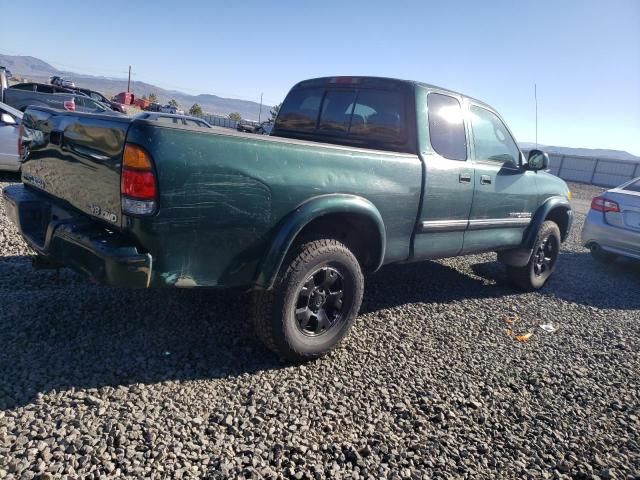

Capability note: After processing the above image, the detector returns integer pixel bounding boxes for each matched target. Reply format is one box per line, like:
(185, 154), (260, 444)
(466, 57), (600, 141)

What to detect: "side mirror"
(527, 149), (549, 171)
(0, 113), (16, 125)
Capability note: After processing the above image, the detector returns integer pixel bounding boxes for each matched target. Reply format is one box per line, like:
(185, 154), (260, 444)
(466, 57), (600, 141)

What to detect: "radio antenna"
(534, 83), (538, 148)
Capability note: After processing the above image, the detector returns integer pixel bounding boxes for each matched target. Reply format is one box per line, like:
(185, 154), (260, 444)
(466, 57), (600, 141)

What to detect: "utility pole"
(534, 83), (538, 148)
(127, 65), (132, 93)
(258, 92), (263, 123)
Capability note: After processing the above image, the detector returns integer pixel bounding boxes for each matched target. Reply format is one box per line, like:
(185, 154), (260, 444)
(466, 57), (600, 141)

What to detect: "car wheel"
(507, 220), (561, 291)
(252, 238), (364, 362)
(590, 244), (617, 263)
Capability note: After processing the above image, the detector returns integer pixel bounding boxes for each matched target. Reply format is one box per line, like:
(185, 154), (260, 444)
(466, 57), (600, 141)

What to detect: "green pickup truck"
(3, 76), (573, 361)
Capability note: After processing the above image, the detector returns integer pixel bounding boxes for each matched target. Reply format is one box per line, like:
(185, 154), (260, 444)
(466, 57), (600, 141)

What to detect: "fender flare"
(499, 196), (573, 267)
(523, 196), (573, 249)
(255, 194), (386, 289)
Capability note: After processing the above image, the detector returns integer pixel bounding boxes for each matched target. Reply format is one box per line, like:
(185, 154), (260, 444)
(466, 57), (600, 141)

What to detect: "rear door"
(413, 90), (474, 259)
(462, 103), (538, 254)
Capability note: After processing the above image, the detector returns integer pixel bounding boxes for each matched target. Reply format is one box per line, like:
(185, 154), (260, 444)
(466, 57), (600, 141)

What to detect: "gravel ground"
(0, 175), (638, 479)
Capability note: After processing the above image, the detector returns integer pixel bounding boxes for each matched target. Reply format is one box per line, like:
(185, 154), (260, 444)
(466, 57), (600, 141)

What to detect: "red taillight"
(121, 169), (156, 199)
(121, 143), (157, 215)
(590, 196), (619, 213)
(63, 99), (75, 111)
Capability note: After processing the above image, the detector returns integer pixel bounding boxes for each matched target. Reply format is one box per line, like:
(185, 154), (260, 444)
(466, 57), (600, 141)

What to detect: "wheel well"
(295, 213), (383, 272)
(545, 207), (570, 241)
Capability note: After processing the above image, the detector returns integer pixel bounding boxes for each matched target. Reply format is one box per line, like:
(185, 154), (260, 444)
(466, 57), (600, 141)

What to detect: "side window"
(427, 93), (467, 161)
(275, 87), (323, 131)
(470, 105), (520, 165)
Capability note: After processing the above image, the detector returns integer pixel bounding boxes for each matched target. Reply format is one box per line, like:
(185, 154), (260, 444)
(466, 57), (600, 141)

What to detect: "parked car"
(159, 105), (184, 115)
(237, 121), (272, 134)
(0, 101), (22, 172)
(73, 87), (126, 113)
(5, 76), (573, 362)
(50, 76), (76, 88)
(582, 177), (640, 263)
(145, 102), (162, 112)
(1, 68), (119, 116)
(236, 121), (258, 133)
(134, 112), (212, 128)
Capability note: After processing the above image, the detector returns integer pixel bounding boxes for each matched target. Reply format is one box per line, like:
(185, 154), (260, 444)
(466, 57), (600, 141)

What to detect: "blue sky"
(2, 0), (639, 155)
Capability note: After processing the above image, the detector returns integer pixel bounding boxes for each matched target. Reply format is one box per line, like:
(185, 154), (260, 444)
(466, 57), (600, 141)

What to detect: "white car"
(0, 101), (22, 172)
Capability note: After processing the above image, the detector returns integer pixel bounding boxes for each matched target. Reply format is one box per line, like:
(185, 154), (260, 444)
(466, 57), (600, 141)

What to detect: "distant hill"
(519, 143), (639, 162)
(0, 53), (272, 120)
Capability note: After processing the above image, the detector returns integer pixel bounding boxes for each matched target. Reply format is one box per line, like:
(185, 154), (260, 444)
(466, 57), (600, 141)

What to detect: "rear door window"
(427, 93), (467, 161)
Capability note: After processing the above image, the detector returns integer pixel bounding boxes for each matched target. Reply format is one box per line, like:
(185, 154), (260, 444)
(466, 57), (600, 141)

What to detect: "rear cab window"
(272, 78), (414, 153)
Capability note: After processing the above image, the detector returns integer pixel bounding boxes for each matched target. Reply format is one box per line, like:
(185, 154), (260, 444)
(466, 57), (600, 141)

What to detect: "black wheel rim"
(533, 234), (559, 277)
(294, 266), (346, 337)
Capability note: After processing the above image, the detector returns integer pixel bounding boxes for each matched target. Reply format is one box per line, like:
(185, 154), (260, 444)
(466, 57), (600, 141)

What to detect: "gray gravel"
(1, 174), (639, 479)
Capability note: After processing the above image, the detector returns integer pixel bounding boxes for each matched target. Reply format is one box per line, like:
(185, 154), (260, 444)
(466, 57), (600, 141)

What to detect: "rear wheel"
(590, 244), (617, 263)
(507, 220), (561, 291)
(252, 238), (364, 362)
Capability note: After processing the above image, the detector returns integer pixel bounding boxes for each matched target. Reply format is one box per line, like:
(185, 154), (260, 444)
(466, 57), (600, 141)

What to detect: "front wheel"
(252, 238), (364, 362)
(507, 220), (561, 291)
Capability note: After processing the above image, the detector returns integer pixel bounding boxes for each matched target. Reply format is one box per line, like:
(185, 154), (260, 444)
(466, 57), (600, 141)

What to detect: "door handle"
(480, 175), (492, 185)
(459, 172), (472, 183)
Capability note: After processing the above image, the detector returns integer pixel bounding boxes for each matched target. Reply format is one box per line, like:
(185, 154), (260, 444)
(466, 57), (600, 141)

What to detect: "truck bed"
(16, 107), (423, 288)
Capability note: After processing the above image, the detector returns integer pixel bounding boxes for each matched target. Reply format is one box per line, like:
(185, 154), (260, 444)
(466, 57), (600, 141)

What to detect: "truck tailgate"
(20, 107), (131, 229)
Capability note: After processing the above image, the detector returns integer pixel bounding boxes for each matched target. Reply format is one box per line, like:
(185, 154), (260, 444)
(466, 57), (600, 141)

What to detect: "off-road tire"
(252, 238), (364, 362)
(507, 220), (561, 291)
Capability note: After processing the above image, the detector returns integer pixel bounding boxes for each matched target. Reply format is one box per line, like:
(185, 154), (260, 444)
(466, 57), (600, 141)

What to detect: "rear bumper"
(3, 184), (151, 287)
(582, 210), (640, 260)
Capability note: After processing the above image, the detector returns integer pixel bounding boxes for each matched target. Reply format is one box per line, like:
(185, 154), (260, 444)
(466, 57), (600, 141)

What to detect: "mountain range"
(0, 53), (273, 121)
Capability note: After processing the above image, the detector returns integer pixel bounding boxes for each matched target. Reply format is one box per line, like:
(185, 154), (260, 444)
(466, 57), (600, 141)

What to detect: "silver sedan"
(0, 101), (22, 172)
(582, 177), (640, 262)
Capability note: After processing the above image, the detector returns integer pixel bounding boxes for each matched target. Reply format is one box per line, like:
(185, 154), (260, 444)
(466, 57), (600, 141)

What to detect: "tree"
(270, 103), (282, 121)
(141, 94), (148, 101)
(189, 103), (203, 116)
(168, 99), (179, 108)
(228, 112), (242, 122)
(148, 93), (158, 103)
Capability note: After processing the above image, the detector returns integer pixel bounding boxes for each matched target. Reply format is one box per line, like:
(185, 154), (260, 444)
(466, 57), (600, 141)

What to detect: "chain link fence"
(523, 151), (640, 188)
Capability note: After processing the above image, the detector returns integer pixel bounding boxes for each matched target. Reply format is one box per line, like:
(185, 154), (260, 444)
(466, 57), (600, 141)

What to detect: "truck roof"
(294, 76), (494, 111)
